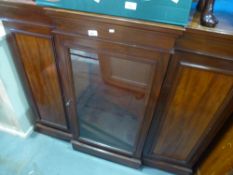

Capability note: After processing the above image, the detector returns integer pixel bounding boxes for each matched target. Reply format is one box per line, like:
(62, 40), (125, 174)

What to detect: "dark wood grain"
(35, 123), (72, 141)
(143, 51), (233, 174)
(153, 63), (233, 161)
(46, 7), (184, 35)
(45, 11), (180, 52)
(0, 0), (52, 27)
(14, 33), (68, 130)
(1, 1), (233, 175)
(176, 29), (233, 61)
(72, 140), (141, 168)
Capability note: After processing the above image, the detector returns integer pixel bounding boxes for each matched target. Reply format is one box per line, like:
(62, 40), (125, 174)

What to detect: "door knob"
(66, 99), (72, 107)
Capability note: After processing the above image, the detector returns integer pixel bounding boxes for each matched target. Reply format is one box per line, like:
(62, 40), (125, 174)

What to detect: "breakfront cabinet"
(1, 1), (233, 175)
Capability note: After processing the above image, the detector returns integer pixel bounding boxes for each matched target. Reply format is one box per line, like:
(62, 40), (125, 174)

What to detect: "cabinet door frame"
(143, 51), (233, 174)
(4, 24), (71, 140)
(54, 32), (170, 167)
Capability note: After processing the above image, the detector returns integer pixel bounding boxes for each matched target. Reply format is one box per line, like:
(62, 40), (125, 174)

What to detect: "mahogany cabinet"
(0, 1), (233, 175)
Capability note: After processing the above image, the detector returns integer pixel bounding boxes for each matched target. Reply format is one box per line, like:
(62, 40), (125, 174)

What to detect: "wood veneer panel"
(143, 52), (233, 174)
(15, 33), (67, 130)
(154, 67), (233, 160)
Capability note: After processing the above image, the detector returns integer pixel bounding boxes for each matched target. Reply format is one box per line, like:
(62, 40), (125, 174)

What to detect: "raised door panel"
(14, 33), (68, 130)
(144, 52), (233, 174)
(154, 66), (233, 160)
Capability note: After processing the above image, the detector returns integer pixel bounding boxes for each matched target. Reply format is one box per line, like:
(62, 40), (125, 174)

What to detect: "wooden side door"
(10, 30), (70, 138)
(0, 1), (71, 140)
(143, 51), (233, 174)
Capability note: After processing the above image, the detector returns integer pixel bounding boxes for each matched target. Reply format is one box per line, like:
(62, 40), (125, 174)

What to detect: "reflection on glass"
(70, 48), (153, 152)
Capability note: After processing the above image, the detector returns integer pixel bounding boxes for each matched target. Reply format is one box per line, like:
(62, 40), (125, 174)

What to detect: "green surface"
(36, 0), (193, 26)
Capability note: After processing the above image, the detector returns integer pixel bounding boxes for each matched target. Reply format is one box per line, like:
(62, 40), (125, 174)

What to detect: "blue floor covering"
(0, 131), (173, 175)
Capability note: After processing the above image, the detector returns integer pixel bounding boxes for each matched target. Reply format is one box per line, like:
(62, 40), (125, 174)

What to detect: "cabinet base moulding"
(143, 158), (193, 175)
(35, 123), (72, 141)
(71, 140), (141, 168)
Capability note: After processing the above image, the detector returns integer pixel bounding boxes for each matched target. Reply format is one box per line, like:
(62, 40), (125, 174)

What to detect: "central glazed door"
(54, 33), (169, 167)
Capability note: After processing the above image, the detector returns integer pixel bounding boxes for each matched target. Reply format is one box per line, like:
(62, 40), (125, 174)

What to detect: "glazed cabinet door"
(12, 32), (69, 134)
(55, 34), (169, 167)
(143, 51), (233, 174)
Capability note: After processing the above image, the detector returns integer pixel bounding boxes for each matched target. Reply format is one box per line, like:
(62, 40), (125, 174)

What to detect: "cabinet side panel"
(15, 33), (67, 130)
(153, 64), (233, 161)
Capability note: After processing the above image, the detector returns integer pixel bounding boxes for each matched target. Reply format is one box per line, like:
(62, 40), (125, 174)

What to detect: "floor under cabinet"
(0, 131), (173, 175)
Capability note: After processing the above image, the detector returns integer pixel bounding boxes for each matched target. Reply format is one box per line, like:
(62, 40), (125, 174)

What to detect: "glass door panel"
(70, 48), (154, 153)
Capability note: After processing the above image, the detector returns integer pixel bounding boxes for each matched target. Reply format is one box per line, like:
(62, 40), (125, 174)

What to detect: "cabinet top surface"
(188, 1), (233, 37)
